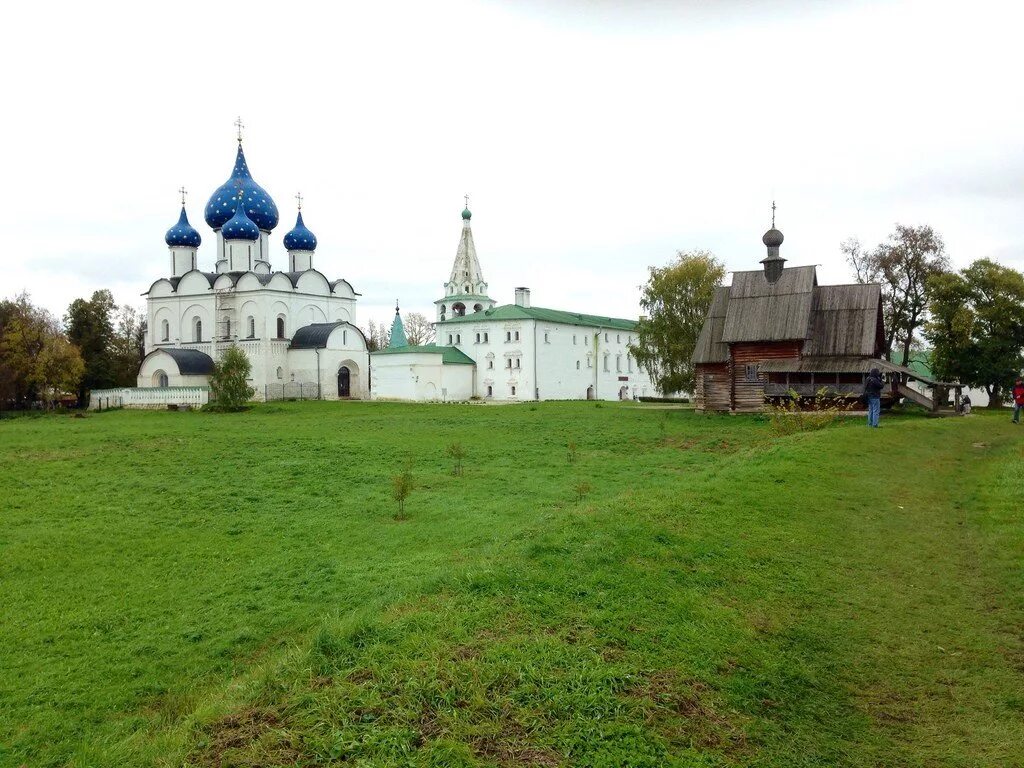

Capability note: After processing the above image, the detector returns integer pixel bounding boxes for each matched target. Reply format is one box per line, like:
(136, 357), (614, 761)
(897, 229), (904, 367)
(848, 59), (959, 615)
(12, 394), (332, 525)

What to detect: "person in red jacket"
(1013, 377), (1024, 424)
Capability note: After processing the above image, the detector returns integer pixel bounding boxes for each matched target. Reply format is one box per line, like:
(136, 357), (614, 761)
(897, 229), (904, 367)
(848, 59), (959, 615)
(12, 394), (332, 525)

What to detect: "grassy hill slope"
(0, 403), (1021, 767)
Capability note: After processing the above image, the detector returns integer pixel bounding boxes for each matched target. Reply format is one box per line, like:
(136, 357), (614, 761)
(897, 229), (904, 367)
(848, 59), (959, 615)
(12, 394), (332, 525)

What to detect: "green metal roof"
(371, 344), (475, 365)
(437, 303), (638, 331)
(890, 349), (933, 378)
(434, 294), (494, 304)
(388, 312), (408, 348)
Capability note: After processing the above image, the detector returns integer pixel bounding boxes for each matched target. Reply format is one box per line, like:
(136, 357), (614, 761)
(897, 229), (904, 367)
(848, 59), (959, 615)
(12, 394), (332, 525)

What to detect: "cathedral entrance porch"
(338, 366), (351, 397)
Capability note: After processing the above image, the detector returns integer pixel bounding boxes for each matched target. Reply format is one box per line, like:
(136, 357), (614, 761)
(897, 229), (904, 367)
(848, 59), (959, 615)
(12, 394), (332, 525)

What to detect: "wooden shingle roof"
(803, 284), (882, 357)
(692, 286), (731, 364)
(720, 266), (817, 343)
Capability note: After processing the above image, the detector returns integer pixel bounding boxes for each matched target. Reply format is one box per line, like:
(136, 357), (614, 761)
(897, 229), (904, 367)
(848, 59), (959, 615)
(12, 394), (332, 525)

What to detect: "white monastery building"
(123, 125), (654, 407)
(137, 126), (369, 402)
(369, 205), (655, 402)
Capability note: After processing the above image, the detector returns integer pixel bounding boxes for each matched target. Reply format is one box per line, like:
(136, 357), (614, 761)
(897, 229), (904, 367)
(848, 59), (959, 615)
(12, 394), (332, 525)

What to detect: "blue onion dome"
(462, 207), (472, 220)
(283, 211), (317, 251)
(221, 197), (260, 241)
(204, 144), (279, 231)
(165, 206), (202, 247)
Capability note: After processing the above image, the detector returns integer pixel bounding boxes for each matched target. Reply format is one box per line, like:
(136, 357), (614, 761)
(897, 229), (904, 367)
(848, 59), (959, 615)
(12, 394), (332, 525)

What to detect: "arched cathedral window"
(160, 319), (169, 342)
(276, 316), (286, 339)
(193, 318), (202, 342)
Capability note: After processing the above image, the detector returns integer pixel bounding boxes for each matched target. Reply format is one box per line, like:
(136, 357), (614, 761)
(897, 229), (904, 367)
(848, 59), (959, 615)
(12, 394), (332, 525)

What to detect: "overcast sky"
(2, 0), (1021, 328)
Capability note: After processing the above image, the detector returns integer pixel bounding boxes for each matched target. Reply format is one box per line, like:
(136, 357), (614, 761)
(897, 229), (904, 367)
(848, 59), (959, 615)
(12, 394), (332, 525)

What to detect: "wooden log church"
(692, 218), (888, 412)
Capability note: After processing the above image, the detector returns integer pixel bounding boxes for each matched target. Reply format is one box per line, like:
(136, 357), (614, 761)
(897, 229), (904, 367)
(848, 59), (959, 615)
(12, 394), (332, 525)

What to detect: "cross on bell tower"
(234, 116), (245, 143)
(178, 186), (188, 206)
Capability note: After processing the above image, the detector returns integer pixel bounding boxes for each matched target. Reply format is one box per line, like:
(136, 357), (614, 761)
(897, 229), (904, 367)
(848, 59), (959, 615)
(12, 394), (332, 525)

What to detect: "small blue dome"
(204, 144), (279, 231)
(221, 197), (260, 241)
(462, 207), (472, 220)
(165, 206), (202, 248)
(282, 211), (317, 251)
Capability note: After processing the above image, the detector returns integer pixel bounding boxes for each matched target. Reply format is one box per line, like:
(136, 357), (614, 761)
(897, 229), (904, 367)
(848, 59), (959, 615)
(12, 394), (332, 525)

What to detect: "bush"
(639, 396), (690, 404)
(392, 467), (415, 520)
(208, 345), (256, 411)
(765, 388), (851, 435)
(446, 442), (466, 476)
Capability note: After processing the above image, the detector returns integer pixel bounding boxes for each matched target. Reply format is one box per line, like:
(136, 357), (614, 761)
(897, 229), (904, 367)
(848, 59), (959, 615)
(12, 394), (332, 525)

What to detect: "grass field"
(1, 402), (1021, 767)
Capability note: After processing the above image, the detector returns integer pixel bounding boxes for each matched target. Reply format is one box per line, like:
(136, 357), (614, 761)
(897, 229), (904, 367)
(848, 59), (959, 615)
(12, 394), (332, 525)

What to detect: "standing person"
(961, 393), (972, 415)
(1013, 377), (1024, 424)
(865, 367), (884, 427)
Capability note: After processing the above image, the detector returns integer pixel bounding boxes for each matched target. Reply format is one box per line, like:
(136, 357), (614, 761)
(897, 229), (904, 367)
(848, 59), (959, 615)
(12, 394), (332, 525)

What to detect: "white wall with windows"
(434, 317), (654, 401)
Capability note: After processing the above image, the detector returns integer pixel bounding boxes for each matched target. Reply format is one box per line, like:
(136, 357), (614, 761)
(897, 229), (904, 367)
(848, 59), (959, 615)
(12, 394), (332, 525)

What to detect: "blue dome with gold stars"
(221, 197), (260, 241)
(282, 211), (317, 251)
(204, 144), (279, 231)
(165, 206), (202, 248)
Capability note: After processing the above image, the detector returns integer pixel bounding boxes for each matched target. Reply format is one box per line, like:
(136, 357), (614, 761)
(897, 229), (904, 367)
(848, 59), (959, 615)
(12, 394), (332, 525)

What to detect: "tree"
(362, 319), (391, 352)
(0, 292), (84, 408)
(208, 345), (255, 410)
(843, 225), (950, 363)
(926, 259), (1024, 406)
(66, 289), (117, 402)
(632, 249), (725, 395)
(404, 312), (435, 346)
(110, 305), (145, 386)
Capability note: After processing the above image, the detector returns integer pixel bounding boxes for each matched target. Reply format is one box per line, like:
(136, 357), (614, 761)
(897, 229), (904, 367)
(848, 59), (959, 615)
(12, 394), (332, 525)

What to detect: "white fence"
(88, 387), (209, 411)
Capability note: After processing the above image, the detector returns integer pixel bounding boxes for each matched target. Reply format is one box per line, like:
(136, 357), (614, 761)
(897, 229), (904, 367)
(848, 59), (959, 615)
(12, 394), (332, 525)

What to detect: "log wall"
(695, 363), (730, 412)
(729, 342), (803, 412)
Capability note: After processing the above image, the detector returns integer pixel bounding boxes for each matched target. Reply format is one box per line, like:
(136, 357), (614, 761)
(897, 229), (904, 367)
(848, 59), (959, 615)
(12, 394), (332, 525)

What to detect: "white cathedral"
(133, 128), (654, 405)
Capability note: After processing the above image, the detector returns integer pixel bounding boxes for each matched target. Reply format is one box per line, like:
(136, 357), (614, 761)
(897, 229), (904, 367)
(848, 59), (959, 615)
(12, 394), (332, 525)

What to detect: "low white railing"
(88, 387), (209, 410)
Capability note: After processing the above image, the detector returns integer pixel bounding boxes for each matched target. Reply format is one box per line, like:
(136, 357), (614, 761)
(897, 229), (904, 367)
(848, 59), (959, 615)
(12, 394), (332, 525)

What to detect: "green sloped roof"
(890, 349), (933, 378)
(371, 344), (475, 365)
(437, 303), (638, 331)
(434, 293), (495, 304)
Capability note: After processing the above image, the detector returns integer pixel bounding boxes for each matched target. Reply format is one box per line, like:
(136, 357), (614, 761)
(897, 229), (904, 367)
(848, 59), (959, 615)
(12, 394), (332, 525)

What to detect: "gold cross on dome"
(234, 116), (245, 143)
(295, 191), (303, 211)
(178, 186), (187, 206)
(464, 193), (470, 209)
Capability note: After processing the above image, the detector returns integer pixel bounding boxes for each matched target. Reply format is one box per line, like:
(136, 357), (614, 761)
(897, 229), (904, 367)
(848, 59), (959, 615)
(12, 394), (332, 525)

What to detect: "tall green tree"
(926, 259), (1024, 406)
(209, 345), (255, 410)
(110, 305), (145, 386)
(0, 292), (84, 408)
(632, 249), (725, 395)
(842, 225), (950, 363)
(65, 289), (117, 401)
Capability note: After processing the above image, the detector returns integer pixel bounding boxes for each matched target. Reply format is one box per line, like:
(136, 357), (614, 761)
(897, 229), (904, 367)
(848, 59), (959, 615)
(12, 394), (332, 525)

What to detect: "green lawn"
(0, 402), (1021, 767)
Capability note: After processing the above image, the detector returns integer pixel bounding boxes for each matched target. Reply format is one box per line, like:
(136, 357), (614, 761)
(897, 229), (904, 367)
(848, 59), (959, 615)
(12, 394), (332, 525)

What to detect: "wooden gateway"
(692, 223), (888, 412)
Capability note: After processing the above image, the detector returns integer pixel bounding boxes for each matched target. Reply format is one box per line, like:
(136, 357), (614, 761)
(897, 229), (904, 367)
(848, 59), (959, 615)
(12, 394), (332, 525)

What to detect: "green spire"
(389, 302), (408, 348)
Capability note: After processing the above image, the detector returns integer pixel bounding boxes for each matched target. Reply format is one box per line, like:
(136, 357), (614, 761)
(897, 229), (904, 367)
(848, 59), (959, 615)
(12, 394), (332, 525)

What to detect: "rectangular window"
(511, 386), (516, 396)
(515, 358), (520, 368)
(576, 360), (580, 370)
(506, 331), (511, 342)
(484, 332), (489, 342)
(587, 357), (592, 369)
(573, 335), (577, 345)
(544, 332), (550, 343)
(627, 356), (633, 373)
(745, 364), (759, 382)
(507, 358), (512, 368)
(603, 355), (609, 372)
(488, 360), (494, 369)
(456, 334), (461, 344)
(605, 333), (609, 342)
(616, 355), (622, 372)
(476, 333), (480, 343)
(448, 334), (453, 344)
(617, 334), (621, 344)
(343, 330), (348, 345)
(514, 331), (520, 341)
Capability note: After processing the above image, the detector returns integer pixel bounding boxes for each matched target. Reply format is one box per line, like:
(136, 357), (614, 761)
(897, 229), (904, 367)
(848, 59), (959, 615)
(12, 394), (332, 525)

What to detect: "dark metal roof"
(289, 322), (346, 350)
(154, 348), (215, 375)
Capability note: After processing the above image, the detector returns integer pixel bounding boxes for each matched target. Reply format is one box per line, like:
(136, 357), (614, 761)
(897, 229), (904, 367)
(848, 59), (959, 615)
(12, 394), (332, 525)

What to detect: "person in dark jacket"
(865, 367), (884, 427)
(1012, 377), (1024, 424)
